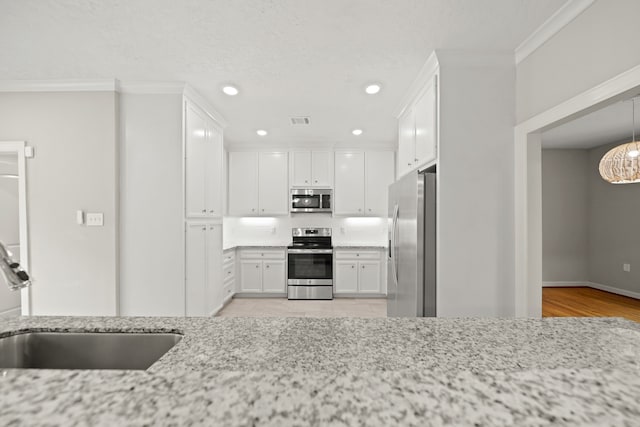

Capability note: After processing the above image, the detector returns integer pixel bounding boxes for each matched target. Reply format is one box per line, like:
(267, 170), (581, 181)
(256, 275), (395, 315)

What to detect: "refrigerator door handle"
(390, 203), (399, 287)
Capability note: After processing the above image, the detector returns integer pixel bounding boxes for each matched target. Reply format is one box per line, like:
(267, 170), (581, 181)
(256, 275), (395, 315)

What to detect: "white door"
(258, 152), (288, 215)
(206, 224), (223, 314)
(358, 261), (381, 293)
(185, 104), (207, 217)
(291, 151), (311, 187)
(204, 123), (223, 217)
(365, 151), (394, 216)
(334, 152), (365, 215)
(311, 151), (332, 187)
(228, 151), (259, 215)
(240, 260), (262, 292)
(414, 80), (437, 165)
(262, 260), (286, 292)
(185, 223), (207, 316)
(397, 107), (416, 178)
(335, 261), (359, 293)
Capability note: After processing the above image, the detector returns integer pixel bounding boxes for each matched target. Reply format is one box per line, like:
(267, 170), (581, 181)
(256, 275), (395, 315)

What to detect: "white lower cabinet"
(222, 249), (236, 302)
(186, 223), (223, 316)
(334, 250), (383, 294)
(239, 249), (286, 293)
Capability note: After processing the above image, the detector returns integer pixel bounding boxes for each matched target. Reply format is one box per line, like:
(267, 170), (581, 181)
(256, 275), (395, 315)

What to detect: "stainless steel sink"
(0, 332), (182, 370)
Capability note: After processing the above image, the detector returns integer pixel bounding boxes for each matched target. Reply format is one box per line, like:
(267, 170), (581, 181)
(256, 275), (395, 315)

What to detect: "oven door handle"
(287, 249), (333, 254)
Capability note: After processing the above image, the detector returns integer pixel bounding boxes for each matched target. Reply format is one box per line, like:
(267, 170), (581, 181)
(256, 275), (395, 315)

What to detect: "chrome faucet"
(0, 241), (31, 290)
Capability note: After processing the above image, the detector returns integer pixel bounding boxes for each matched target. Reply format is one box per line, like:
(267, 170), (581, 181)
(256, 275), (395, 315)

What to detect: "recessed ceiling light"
(222, 85), (239, 96)
(365, 84), (381, 95)
(256, 129), (268, 136)
(352, 129), (363, 136)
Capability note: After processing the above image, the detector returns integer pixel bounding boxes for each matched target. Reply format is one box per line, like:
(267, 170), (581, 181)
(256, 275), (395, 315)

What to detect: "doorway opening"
(515, 66), (640, 318)
(0, 141), (30, 316)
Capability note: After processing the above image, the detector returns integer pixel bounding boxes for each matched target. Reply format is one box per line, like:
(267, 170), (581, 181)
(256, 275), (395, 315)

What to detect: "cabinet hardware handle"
(356, 254), (359, 257)
(202, 209), (206, 213)
(407, 163), (412, 166)
(305, 180), (308, 183)
(256, 265), (259, 268)
(351, 265), (355, 269)
(314, 180), (318, 183)
(368, 208), (372, 211)
(209, 210), (214, 213)
(261, 209), (264, 212)
(362, 265), (365, 269)
(414, 158), (419, 162)
(266, 265), (270, 269)
(201, 227), (206, 231)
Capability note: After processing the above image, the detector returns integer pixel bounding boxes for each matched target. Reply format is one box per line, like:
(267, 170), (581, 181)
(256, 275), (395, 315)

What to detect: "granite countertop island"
(2, 316), (640, 426)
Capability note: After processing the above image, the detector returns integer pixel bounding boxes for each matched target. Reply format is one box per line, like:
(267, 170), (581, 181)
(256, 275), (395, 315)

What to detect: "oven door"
(287, 250), (333, 285)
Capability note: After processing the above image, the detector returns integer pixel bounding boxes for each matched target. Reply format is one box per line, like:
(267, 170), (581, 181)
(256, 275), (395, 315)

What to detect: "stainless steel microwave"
(290, 189), (332, 213)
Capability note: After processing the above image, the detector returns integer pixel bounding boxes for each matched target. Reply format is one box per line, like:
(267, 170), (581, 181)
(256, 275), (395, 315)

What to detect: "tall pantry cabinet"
(184, 98), (225, 316)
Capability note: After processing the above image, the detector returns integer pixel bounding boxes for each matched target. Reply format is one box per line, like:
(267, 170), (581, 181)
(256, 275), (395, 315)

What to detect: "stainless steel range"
(287, 228), (333, 300)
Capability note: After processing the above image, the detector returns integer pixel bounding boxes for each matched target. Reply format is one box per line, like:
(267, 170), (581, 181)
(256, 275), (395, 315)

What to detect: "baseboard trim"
(234, 293), (287, 298)
(334, 294), (387, 298)
(542, 281), (589, 287)
(586, 282), (640, 300)
(543, 281), (640, 300)
(0, 307), (21, 317)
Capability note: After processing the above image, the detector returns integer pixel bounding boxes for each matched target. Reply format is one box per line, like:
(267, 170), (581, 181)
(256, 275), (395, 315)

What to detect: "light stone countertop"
(2, 316), (640, 426)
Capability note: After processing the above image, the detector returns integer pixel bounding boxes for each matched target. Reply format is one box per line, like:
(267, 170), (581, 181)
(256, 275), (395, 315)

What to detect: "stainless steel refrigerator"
(387, 170), (436, 317)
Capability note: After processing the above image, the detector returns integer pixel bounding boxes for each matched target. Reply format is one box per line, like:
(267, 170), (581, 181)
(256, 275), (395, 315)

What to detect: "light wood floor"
(542, 287), (640, 322)
(217, 298), (387, 318)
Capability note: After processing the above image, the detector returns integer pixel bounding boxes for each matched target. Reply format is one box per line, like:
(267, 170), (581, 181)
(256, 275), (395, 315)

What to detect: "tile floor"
(216, 297), (387, 318)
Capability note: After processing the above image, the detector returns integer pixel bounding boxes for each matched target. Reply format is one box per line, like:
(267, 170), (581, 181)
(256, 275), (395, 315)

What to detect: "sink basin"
(0, 332), (182, 370)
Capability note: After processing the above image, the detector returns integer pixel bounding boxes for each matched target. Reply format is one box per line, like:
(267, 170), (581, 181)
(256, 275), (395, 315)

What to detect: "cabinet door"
(259, 152), (288, 215)
(334, 152), (365, 215)
(206, 224), (223, 313)
(240, 260), (262, 292)
(335, 261), (359, 293)
(204, 123), (223, 217)
(358, 261), (381, 293)
(185, 104), (207, 218)
(291, 151), (311, 187)
(311, 151), (332, 187)
(414, 79), (437, 166)
(262, 260), (286, 292)
(229, 152), (259, 215)
(365, 151), (395, 216)
(397, 107), (416, 179)
(185, 223), (207, 316)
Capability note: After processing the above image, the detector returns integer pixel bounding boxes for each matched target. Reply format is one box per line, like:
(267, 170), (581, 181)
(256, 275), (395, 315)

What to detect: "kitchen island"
(1, 316), (640, 426)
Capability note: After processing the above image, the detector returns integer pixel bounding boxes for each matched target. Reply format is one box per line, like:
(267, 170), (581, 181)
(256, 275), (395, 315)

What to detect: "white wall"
(541, 149), (589, 282)
(436, 51), (516, 317)
(517, 0), (640, 122)
(0, 92), (119, 316)
(119, 93), (185, 316)
(0, 153), (21, 316)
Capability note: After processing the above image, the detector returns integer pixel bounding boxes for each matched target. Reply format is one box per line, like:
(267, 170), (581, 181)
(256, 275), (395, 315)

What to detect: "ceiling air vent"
(290, 116), (311, 125)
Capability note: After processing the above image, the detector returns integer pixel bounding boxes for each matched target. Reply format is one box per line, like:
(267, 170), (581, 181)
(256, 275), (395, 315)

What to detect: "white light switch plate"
(623, 263), (631, 272)
(86, 213), (104, 227)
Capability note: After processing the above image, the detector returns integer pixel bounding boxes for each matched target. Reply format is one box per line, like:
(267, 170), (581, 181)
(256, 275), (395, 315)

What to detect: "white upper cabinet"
(184, 101), (223, 218)
(290, 150), (332, 188)
(397, 76), (438, 178)
(258, 152), (288, 215)
(365, 151), (394, 216)
(228, 151), (259, 215)
(414, 80), (437, 166)
(334, 152), (365, 215)
(229, 151), (288, 216)
(335, 151), (394, 216)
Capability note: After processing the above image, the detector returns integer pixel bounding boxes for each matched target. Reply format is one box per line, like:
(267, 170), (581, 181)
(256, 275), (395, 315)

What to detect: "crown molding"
(0, 79), (117, 92)
(116, 80), (186, 94)
(183, 84), (228, 128)
(394, 51), (439, 118)
(515, 0), (595, 65)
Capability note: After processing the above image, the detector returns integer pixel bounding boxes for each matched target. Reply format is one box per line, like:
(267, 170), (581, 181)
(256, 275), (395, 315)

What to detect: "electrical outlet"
(623, 263), (631, 272)
(86, 213), (104, 227)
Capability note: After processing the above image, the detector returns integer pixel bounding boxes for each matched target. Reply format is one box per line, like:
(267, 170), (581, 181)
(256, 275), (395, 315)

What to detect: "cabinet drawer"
(240, 250), (285, 260)
(223, 251), (236, 264)
(223, 265), (235, 280)
(335, 251), (379, 260)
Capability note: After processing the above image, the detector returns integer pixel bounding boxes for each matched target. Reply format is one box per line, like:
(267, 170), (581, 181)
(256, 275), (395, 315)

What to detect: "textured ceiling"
(0, 0), (565, 146)
(542, 98), (640, 149)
